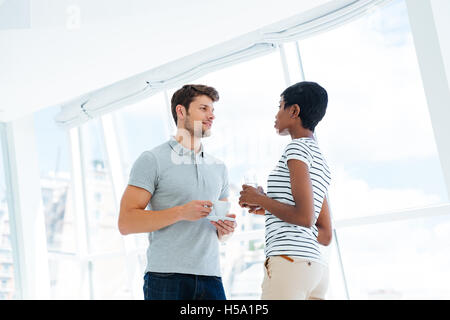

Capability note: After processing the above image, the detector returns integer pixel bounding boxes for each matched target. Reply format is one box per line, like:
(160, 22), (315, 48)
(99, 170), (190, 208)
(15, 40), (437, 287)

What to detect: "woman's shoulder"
(284, 138), (315, 156)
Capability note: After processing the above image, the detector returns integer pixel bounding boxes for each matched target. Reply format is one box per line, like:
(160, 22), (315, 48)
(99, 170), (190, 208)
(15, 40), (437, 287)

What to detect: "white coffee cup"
(207, 200), (234, 221)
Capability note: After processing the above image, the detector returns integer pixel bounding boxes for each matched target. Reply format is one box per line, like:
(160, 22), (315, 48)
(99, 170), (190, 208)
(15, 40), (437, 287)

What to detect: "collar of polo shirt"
(169, 136), (205, 158)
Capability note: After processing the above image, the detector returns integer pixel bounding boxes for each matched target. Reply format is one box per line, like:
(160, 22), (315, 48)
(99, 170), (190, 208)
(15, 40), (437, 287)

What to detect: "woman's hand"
(239, 185), (264, 208)
(248, 206), (266, 215)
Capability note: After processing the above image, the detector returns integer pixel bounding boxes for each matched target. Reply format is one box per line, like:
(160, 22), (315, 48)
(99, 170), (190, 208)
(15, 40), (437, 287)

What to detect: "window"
(112, 92), (172, 255)
(112, 92), (171, 177)
(0, 125), (16, 300)
(78, 119), (123, 253)
(23, 0), (449, 300)
(297, 0), (448, 221)
(337, 214), (450, 299)
(296, 0), (450, 299)
(34, 106), (78, 298)
(34, 106), (75, 252)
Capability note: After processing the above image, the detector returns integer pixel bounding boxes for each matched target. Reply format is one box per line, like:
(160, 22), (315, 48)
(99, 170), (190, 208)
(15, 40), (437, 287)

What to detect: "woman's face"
(274, 97), (291, 136)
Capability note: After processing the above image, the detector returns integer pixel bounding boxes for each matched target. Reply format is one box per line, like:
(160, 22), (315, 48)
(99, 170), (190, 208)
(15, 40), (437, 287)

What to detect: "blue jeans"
(143, 272), (227, 300)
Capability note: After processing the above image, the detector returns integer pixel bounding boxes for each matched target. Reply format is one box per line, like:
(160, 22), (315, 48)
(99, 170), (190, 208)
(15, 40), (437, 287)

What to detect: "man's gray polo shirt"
(128, 137), (229, 277)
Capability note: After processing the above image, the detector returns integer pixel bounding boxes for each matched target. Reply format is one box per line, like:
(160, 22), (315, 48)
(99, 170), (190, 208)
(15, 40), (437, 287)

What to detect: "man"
(118, 84), (236, 300)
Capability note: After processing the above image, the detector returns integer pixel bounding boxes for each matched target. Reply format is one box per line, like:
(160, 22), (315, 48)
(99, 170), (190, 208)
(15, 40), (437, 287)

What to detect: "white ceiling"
(0, 0), (333, 122)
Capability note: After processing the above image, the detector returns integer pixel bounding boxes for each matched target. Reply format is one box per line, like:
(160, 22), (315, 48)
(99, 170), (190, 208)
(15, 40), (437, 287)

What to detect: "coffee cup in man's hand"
(207, 200), (235, 221)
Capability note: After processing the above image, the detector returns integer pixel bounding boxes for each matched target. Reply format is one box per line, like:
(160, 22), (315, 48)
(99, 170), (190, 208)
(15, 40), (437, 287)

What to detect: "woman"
(239, 81), (332, 300)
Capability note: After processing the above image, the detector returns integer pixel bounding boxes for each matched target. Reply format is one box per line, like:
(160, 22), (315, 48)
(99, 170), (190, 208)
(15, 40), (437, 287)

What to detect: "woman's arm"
(315, 197), (332, 246)
(239, 159), (315, 228)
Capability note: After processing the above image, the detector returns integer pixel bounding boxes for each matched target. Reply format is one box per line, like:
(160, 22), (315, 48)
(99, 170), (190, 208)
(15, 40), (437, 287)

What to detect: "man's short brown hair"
(171, 84), (219, 124)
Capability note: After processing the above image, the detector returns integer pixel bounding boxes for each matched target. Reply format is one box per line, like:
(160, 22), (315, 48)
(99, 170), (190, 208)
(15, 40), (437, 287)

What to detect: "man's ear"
(176, 105), (186, 120)
(290, 104), (300, 118)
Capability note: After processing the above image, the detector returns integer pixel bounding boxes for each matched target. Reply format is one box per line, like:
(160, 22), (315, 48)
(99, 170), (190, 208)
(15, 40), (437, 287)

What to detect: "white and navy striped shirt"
(265, 137), (331, 263)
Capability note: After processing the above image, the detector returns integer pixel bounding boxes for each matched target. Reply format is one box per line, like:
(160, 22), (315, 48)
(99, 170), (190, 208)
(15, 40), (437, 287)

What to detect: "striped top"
(264, 137), (331, 264)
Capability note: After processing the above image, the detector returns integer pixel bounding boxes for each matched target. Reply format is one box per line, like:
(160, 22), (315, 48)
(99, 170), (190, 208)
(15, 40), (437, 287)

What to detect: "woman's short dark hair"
(171, 84), (219, 124)
(281, 81), (328, 132)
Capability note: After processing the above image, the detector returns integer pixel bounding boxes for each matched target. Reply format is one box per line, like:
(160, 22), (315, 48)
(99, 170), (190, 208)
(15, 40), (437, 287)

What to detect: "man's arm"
(118, 185), (212, 235)
(315, 197), (332, 246)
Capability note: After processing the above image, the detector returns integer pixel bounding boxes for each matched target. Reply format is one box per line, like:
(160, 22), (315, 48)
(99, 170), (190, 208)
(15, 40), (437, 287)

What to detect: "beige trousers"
(260, 256), (328, 300)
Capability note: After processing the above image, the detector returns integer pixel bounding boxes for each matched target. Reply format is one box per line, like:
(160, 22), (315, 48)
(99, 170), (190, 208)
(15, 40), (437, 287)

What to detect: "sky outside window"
(299, 0), (448, 220)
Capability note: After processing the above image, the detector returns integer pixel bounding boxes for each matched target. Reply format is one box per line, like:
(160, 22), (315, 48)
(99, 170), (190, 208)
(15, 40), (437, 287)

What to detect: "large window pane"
(78, 118), (137, 299)
(0, 129), (15, 300)
(79, 119), (123, 254)
(111, 92), (171, 256)
(337, 214), (450, 299)
(34, 106), (77, 298)
(34, 106), (75, 252)
(91, 255), (131, 299)
(298, 0), (448, 220)
(112, 92), (171, 177)
(47, 254), (89, 299)
(222, 235), (265, 299)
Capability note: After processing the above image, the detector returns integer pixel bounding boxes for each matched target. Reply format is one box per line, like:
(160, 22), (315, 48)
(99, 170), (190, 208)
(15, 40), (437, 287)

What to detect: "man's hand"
(210, 214), (237, 241)
(180, 200), (213, 221)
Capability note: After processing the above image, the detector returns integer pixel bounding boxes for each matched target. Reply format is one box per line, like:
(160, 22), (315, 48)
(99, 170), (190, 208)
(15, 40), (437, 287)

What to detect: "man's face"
(183, 95), (215, 138)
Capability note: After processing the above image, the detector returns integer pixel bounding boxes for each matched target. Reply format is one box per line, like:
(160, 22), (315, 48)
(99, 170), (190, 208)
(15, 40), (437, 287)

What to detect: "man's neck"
(175, 130), (202, 153)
